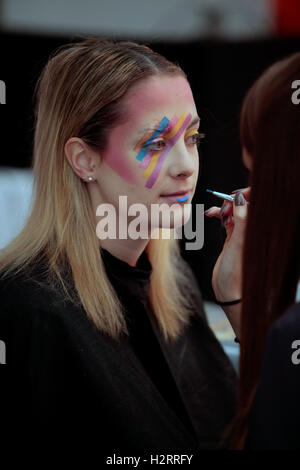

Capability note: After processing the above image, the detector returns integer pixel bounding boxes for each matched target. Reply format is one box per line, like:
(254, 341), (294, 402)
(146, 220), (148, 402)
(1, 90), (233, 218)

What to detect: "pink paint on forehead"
(126, 76), (195, 120)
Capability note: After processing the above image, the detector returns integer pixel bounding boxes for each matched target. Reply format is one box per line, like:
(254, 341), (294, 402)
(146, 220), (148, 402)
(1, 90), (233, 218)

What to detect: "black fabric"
(101, 248), (196, 437)
(0, 248), (237, 458)
(246, 302), (300, 450)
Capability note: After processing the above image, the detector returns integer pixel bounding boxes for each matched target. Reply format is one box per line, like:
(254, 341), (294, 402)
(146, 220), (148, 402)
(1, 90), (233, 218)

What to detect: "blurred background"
(1, 0), (300, 368)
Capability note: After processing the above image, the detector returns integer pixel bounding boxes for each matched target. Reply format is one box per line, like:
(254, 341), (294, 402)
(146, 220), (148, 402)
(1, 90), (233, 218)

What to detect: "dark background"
(1, 32), (300, 299)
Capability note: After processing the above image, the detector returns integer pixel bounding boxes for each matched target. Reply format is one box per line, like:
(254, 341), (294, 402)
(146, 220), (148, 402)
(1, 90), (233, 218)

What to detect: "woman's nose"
(173, 168), (194, 180)
(169, 147), (196, 180)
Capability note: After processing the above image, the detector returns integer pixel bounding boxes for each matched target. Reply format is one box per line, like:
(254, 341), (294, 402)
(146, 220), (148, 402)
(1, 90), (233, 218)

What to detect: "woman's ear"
(65, 137), (99, 181)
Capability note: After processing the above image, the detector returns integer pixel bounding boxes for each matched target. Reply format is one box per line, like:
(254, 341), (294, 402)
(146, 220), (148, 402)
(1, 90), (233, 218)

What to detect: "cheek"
(138, 148), (166, 189)
(195, 152), (200, 173)
(104, 142), (139, 186)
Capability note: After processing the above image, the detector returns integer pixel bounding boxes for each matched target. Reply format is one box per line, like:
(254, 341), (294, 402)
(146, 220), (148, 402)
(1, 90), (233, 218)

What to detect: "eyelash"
(143, 132), (205, 151)
(187, 132), (205, 147)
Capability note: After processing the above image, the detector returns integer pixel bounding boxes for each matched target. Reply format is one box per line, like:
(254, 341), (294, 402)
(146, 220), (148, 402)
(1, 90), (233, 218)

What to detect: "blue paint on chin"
(177, 195), (189, 202)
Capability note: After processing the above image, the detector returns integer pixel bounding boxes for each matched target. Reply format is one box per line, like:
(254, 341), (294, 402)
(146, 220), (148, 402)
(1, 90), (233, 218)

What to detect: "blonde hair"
(0, 37), (197, 341)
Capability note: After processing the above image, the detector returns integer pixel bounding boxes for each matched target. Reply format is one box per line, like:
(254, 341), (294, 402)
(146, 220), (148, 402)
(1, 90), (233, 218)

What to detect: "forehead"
(123, 75), (196, 128)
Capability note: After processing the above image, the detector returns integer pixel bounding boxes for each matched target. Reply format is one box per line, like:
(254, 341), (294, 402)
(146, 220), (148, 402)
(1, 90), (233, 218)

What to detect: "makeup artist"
(205, 51), (300, 449)
(0, 37), (237, 457)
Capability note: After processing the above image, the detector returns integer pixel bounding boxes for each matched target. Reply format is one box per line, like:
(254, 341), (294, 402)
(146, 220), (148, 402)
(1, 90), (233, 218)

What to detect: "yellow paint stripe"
(163, 113), (186, 141)
(185, 129), (199, 139)
(142, 113), (188, 179)
(142, 151), (160, 178)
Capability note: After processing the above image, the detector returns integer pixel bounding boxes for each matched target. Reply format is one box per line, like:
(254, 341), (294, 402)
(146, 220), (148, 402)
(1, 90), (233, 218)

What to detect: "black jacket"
(0, 248), (237, 457)
(246, 302), (300, 450)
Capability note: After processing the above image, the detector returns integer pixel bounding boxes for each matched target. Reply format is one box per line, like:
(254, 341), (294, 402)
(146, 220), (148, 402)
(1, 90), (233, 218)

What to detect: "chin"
(155, 203), (192, 230)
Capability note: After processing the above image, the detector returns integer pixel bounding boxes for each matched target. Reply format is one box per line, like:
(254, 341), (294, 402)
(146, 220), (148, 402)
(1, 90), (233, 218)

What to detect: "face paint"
(159, 114), (179, 138)
(139, 149), (155, 170)
(135, 116), (170, 162)
(140, 112), (192, 189)
(177, 195), (189, 202)
(137, 115), (178, 171)
(97, 75), (198, 210)
(141, 114), (185, 180)
(185, 128), (199, 140)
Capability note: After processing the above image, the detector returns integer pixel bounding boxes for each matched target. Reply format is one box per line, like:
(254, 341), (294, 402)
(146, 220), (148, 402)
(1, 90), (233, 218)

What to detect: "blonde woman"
(0, 38), (236, 456)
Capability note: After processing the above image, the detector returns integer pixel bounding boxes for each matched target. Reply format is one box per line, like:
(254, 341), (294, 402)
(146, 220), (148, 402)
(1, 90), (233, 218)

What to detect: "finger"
(204, 206), (221, 218)
(231, 192), (248, 241)
(221, 214), (234, 239)
(231, 186), (251, 201)
(219, 201), (233, 219)
(223, 214), (233, 228)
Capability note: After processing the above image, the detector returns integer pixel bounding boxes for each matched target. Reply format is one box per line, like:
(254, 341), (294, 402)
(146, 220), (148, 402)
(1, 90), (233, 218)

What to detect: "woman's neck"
(88, 181), (155, 267)
(99, 238), (150, 267)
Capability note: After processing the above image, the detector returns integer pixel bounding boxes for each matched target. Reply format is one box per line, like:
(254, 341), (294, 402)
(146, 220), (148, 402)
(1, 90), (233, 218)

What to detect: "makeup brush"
(206, 189), (235, 202)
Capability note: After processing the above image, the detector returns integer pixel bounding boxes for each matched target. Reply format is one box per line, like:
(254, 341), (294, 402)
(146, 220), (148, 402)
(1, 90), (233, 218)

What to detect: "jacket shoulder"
(272, 302), (300, 338)
(0, 264), (78, 339)
(0, 266), (63, 315)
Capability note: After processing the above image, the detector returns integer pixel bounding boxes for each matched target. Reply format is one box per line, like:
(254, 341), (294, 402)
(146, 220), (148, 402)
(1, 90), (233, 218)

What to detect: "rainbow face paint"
(99, 74), (199, 209)
(185, 128), (199, 140)
(135, 112), (193, 189)
(135, 116), (170, 162)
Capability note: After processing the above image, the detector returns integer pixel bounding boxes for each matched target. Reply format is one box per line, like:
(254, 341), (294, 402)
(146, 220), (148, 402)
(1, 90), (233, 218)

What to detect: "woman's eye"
(143, 139), (166, 151)
(186, 132), (205, 147)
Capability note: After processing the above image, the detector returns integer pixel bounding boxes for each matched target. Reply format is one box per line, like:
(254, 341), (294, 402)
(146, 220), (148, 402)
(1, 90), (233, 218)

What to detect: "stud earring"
(87, 176), (93, 181)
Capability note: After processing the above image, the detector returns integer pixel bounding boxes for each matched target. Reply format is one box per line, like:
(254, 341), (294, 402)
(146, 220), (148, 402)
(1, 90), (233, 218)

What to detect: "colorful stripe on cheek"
(139, 150), (155, 170)
(144, 113), (192, 189)
(141, 149), (162, 178)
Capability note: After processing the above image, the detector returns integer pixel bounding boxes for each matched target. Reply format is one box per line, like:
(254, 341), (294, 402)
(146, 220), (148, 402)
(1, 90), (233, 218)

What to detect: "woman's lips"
(160, 191), (191, 203)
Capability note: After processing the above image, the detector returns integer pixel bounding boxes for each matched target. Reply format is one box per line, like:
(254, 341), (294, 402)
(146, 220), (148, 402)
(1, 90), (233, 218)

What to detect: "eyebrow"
(134, 117), (170, 151)
(137, 123), (166, 137)
(185, 116), (200, 130)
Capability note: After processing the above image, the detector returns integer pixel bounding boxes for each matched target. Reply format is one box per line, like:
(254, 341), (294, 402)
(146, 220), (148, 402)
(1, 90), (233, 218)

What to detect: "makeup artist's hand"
(204, 187), (250, 337)
(204, 187), (250, 238)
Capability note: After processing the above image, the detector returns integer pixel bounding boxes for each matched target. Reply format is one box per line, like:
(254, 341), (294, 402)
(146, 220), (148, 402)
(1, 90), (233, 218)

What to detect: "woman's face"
(94, 74), (200, 229)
